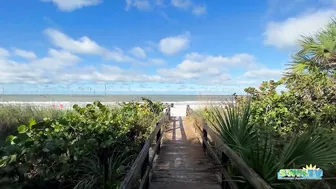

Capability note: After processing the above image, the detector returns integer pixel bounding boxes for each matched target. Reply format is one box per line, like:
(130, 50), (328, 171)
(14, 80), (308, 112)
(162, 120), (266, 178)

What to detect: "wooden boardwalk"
(150, 116), (221, 189)
(121, 106), (272, 189)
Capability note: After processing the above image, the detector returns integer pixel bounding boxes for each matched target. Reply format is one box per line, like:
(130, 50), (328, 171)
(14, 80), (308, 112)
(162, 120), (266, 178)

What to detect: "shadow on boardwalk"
(150, 116), (221, 189)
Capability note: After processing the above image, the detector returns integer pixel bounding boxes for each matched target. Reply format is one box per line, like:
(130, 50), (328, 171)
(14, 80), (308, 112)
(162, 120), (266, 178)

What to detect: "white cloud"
(124, 0), (206, 15)
(44, 28), (106, 55)
(0, 49), (81, 83)
(130, 47), (147, 58)
(0, 51), (259, 85)
(264, 9), (336, 49)
(171, 0), (192, 9)
(13, 48), (37, 59)
(171, 0), (207, 15)
(41, 0), (101, 11)
(32, 49), (81, 70)
(0, 48), (163, 84)
(44, 28), (138, 63)
(0, 47), (281, 93)
(157, 52), (256, 81)
(0, 45), (163, 84)
(0, 47), (10, 57)
(243, 68), (283, 79)
(56, 65), (164, 83)
(149, 58), (166, 65)
(192, 5), (206, 15)
(125, 0), (151, 11)
(159, 32), (190, 55)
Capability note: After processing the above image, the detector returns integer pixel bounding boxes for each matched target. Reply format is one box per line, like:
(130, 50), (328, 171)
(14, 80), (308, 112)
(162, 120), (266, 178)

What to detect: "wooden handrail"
(120, 106), (170, 189)
(186, 105), (273, 189)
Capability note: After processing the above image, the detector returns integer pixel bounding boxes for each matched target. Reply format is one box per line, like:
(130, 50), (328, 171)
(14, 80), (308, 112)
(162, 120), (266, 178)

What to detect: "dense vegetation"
(0, 98), (165, 189)
(194, 19), (336, 188)
(0, 105), (65, 144)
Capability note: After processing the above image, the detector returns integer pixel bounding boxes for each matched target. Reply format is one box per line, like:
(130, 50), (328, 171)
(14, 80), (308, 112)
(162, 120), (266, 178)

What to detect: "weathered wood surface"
(150, 116), (221, 189)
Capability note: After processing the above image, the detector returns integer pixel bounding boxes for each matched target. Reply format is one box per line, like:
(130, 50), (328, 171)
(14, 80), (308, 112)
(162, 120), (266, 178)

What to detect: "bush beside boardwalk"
(0, 98), (166, 189)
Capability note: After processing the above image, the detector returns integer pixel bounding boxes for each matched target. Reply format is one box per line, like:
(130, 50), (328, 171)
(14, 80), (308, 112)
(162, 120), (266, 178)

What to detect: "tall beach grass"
(0, 105), (66, 143)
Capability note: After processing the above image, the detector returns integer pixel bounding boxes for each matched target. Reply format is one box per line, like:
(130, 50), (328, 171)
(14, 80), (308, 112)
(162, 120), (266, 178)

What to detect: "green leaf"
(6, 135), (17, 144)
(17, 125), (27, 133)
(79, 108), (86, 114)
(42, 148), (50, 152)
(29, 118), (36, 129)
(9, 155), (17, 163)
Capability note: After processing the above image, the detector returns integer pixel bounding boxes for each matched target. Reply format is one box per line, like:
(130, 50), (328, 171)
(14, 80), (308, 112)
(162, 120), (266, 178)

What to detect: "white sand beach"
(0, 101), (232, 117)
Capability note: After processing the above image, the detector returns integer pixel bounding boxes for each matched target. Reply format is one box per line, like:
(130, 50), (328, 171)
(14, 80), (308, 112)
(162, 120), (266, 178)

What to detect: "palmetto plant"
(73, 150), (133, 189)
(207, 100), (257, 156)
(206, 100), (336, 189)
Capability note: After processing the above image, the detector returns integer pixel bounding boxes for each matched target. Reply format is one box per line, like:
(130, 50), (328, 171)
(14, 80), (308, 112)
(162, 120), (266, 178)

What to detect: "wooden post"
(141, 152), (150, 189)
(186, 105), (190, 116)
(156, 123), (161, 155)
(222, 152), (229, 164)
(221, 152), (230, 189)
(202, 128), (207, 151)
(166, 106), (170, 120)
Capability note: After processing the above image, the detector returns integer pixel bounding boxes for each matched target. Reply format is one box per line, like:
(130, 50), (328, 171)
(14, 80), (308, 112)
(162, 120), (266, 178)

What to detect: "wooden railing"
(120, 106), (171, 189)
(186, 105), (273, 189)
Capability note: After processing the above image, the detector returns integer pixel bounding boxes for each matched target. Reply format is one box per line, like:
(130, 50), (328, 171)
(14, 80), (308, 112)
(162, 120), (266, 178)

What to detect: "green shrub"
(0, 99), (165, 189)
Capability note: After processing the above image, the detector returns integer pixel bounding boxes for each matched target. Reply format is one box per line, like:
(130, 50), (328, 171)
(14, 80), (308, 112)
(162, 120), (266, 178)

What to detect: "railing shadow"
(165, 116), (188, 142)
(178, 116), (188, 142)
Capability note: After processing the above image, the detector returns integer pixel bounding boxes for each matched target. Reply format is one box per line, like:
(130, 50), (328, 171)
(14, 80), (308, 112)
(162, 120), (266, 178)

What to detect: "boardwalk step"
(153, 167), (215, 172)
(151, 175), (218, 184)
(152, 172), (219, 179)
(150, 182), (221, 189)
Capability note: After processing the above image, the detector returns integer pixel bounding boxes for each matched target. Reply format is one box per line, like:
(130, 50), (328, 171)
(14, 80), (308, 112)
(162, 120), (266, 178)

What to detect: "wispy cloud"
(130, 47), (147, 59)
(125, 0), (151, 11)
(171, 0), (207, 15)
(171, 0), (192, 9)
(192, 5), (206, 15)
(44, 28), (139, 63)
(124, 0), (207, 15)
(13, 48), (37, 59)
(41, 0), (102, 11)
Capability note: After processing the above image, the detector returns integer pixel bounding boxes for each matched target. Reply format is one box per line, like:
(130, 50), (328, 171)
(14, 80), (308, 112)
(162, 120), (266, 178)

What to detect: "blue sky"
(0, 0), (335, 94)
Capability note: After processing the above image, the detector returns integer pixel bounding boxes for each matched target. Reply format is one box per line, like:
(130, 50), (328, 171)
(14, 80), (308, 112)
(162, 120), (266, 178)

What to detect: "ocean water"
(0, 95), (234, 102)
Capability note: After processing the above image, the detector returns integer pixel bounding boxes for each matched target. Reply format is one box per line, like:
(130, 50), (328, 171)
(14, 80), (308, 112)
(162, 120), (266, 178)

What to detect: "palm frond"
(207, 99), (257, 155)
(280, 130), (336, 170)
